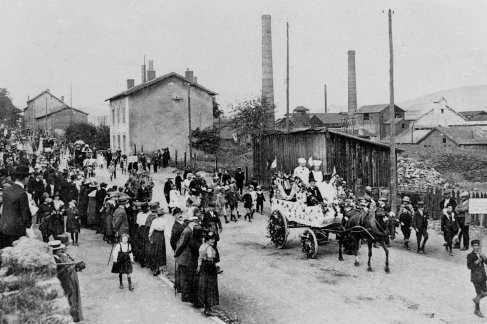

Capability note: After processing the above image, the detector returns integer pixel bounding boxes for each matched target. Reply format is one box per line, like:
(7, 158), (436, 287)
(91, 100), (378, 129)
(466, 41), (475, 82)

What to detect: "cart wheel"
(268, 211), (288, 249)
(301, 228), (318, 259)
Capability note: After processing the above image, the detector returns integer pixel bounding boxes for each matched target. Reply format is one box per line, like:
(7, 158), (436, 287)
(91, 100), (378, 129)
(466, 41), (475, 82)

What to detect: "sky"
(1, 0), (486, 117)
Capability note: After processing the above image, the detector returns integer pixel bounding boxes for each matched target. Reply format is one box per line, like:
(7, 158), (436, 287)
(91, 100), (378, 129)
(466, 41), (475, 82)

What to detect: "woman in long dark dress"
(148, 208), (166, 276)
(197, 231), (219, 316)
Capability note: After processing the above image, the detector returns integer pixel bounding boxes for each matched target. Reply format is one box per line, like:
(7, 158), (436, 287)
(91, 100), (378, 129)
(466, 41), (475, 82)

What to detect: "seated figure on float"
(293, 158), (310, 187)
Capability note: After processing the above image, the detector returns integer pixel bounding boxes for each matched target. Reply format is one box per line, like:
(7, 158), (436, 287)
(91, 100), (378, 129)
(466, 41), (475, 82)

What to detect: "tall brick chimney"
(127, 79), (135, 89)
(262, 15), (275, 111)
(141, 65), (146, 83)
(185, 69), (194, 83)
(347, 50), (357, 115)
(147, 60), (156, 81)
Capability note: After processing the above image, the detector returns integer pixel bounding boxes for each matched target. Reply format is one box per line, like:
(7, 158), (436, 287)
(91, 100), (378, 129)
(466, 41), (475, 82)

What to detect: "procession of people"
(0, 122), (486, 320)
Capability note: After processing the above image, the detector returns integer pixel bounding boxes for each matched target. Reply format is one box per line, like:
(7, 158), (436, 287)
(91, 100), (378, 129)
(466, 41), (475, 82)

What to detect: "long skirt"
(135, 227), (149, 263)
(179, 264), (198, 303)
(149, 230), (166, 268)
(198, 260), (219, 308)
(86, 197), (97, 227)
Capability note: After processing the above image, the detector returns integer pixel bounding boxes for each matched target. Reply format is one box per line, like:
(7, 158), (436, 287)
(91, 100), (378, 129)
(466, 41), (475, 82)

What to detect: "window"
(442, 138), (446, 144)
(363, 113), (369, 121)
(122, 135), (126, 152)
(441, 109), (444, 114)
(112, 108), (115, 124)
(122, 105), (126, 123)
(112, 135), (116, 149)
(117, 135), (121, 149)
(402, 123), (405, 129)
(117, 107), (120, 124)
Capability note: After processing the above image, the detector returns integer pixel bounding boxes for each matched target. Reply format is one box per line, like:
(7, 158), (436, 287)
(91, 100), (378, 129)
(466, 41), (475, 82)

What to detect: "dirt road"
(90, 165), (485, 324)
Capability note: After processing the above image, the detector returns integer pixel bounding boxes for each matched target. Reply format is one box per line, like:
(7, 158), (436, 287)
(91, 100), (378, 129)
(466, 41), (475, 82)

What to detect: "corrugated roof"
(459, 110), (487, 116)
(356, 104), (404, 114)
(106, 72), (217, 101)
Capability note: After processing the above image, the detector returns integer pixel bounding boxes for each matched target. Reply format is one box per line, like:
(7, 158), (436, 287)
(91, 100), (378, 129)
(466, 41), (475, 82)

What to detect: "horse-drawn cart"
(268, 198), (345, 259)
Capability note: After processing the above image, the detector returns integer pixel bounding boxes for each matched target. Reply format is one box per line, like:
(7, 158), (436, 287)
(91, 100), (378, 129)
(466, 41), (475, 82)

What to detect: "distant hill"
(400, 85), (487, 112)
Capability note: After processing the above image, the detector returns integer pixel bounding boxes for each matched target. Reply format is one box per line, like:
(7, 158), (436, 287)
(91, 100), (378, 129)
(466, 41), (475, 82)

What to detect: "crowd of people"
(1, 123), (487, 320)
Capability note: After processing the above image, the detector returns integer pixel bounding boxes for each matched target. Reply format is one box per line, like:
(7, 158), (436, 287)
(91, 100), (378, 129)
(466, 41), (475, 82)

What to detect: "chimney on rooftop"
(61, 96), (64, 102)
(185, 69), (194, 83)
(347, 50), (357, 115)
(141, 65), (147, 83)
(193, 77), (197, 84)
(127, 79), (135, 89)
(147, 60), (156, 81)
(261, 14), (275, 110)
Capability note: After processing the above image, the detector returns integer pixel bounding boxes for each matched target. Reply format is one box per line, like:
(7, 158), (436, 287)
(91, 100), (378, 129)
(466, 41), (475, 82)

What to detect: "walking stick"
(174, 259), (177, 296)
(107, 239), (116, 266)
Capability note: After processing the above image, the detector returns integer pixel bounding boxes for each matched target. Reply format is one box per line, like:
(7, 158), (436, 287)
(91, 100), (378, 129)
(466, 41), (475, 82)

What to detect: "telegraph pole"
(388, 9), (397, 213)
(45, 98), (48, 132)
(324, 84), (328, 114)
(187, 84), (193, 167)
(286, 21), (290, 133)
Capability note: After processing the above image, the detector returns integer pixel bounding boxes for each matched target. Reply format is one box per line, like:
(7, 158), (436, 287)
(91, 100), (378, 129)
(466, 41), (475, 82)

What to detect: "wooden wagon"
(268, 198), (345, 258)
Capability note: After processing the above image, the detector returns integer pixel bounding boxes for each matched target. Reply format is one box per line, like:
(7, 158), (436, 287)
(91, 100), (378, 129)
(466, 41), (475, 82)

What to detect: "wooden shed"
(253, 128), (399, 188)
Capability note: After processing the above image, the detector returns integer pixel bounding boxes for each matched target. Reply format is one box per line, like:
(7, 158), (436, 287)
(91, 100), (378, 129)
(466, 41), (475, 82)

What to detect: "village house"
(354, 104), (405, 139)
(275, 106), (349, 130)
(404, 98), (467, 129)
(106, 68), (217, 157)
(23, 89), (88, 136)
(390, 126), (487, 150)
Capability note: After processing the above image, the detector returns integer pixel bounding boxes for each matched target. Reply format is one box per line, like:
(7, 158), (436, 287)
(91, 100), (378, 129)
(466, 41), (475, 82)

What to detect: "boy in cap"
(468, 239), (487, 318)
(256, 185), (265, 214)
(413, 201), (428, 254)
(399, 196), (413, 250)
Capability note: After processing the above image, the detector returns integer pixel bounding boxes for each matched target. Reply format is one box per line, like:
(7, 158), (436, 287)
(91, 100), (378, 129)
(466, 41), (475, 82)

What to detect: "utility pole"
(388, 9), (397, 213)
(324, 84), (328, 114)
(286, 20), (290, 133)
(187, 84), (193, 167)
(45, 98), (48, 132)
(70, 83), (73, 124)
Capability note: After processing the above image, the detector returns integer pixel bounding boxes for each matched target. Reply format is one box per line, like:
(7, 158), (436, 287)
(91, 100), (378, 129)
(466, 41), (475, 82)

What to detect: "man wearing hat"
(175, 215), (201, 303)
(399, 196), (413, 250)
(468, 239), (487, 318)
(112, 196), (130, 240)
(456, 191), (471, 250)
(293, 158), (310, 187)
(234, 167), (245, 195)
(171, 207), (187, 293)
(440, 189), (457, 247)
(413, 201), (429, 254)
(95, 182), (108, 233)
(175, 172), (183, 194)
(50, 240), (84, 322)
(0, 165), (32, 249)
(307, 178), (323, 206)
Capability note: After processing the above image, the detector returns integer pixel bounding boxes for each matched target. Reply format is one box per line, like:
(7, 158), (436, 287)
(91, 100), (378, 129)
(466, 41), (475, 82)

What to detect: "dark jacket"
(440, 198), (457, 211)
(95, 188), (107, 212)
(174, 226), (198, 267)
(467, 251), (487, 283)
(307, 187), (323, 205)
(441, 212), (458, 234)
(0, 183), (32, 237)
(234, 171), (245, 186)
(413, 209), (428, 232)
(170, 221), (186, 251)
(112, 206), (129, 236)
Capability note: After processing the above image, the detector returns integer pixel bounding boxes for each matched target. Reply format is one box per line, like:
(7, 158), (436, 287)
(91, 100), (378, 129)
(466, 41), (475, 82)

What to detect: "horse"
(338, 207), (390, 273)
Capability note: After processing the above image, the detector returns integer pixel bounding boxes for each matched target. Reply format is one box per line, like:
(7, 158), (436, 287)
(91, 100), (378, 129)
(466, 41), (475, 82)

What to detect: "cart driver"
(293, 158), (310, 187)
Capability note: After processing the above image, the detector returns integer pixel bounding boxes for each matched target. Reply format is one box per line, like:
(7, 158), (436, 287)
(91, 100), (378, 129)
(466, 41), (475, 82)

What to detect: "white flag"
(270, 158), (277, 169)
(308, 156), (313, 167)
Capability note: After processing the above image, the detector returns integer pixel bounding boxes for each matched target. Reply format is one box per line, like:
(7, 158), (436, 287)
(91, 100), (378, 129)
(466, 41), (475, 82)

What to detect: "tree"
(213, 99), (223, 119)
(65, 122), (110, 150)
(228, 96), (273, 141)
(0, 88), (21, 126)
(192, 127), (221, 155)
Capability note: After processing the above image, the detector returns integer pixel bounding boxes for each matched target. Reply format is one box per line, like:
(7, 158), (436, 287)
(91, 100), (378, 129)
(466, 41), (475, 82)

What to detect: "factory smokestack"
(347, 50), (357, 114)
(262, 15), (275, 122)
(141, 65), (146, 83)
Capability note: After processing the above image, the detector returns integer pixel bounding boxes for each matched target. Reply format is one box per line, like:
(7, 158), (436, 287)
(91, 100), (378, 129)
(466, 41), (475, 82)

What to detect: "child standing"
(108, 162), (116, 181)
(256, 186), (265, 214)
(242, 187), (254, 222)
(66, 200), (81, 246)
(111, 234), (135, 290)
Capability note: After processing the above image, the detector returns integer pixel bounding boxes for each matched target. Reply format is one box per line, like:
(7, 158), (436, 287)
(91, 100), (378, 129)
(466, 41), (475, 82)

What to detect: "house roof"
(35, 106), (88, 119)
(404, 99), (467, 123)
(106, 72), (217, 101)
(311, 113), (347, 125)
(404, 110), (427, 121)
(459, 110), (487, 116)
(356, 104), (404, 114)
(435, 126), (487, 145)
(382, 128), (435, 144)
